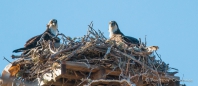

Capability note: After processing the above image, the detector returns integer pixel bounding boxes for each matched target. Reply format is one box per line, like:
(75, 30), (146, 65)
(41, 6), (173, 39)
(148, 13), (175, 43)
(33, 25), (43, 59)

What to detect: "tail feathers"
(13, 47), (27, 53)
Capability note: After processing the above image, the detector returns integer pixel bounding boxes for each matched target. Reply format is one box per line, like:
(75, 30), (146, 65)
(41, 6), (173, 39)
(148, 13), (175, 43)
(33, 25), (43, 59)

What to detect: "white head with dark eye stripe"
(48, 19), (58, 28)
(109, 21), (118, 38)
(48, 19), (58, 36)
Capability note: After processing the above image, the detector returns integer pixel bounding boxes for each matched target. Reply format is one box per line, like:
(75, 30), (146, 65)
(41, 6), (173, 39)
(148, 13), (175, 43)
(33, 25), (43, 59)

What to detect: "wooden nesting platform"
(41, 61), (180, 86)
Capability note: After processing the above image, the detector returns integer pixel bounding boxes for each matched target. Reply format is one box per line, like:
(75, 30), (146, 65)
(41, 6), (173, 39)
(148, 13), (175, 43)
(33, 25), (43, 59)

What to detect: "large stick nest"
(10, 22), (178, 86)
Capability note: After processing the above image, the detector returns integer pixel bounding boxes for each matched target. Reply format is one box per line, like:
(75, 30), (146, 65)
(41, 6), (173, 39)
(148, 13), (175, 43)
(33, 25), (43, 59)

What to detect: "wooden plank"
(92, 67), (106, 80)
(134, 76), (144, 86)
(61, 61), (66, 74)
(62, 61), (122, 76)
(57, 72), (86, 80)
(43, 73), (85, 86)
(60, 61), (181, 85)
(105, 69), (121, 76)
(61, 74), (85, 80)
(44, 81), (77, 86)
(64, 61), (100, 72)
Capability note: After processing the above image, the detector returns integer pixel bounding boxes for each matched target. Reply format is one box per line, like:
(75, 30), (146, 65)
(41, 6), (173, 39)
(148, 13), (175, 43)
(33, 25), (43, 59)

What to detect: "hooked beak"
(109, 21), (114, 27)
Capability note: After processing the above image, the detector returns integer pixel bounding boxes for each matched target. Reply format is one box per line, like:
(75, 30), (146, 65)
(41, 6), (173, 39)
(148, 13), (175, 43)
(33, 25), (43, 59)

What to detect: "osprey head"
(48, 19), (58, 36)
(48, 19), (58, 29)
(109, 21), (118, 33)
(109, 21), (119, 38)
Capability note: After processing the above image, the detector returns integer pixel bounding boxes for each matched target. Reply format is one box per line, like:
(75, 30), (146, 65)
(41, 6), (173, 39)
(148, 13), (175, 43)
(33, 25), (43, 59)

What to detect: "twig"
(98, 29), (107, 41)
(155, 51), (162, 63)
(51, 44), (82, 59)
(105, 67), (117, 76)
(11, 55), (21, 59)
(87, 68), (93, 79)
(3, 57), (12, 63)
(104, 45), (113, 59)
(125, 59), (130, 75)
(147, 57), (162, 86)
(85, 22), (93, 42)
(49, 41), (56, 54)
(77, 79), (87, 86)
(112, 49), (158, 74)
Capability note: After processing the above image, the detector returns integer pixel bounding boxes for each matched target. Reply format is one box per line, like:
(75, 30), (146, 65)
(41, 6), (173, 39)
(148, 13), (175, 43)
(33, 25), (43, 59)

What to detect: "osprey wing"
(13, 34), (42, 53)
(123, 36), (139, 45)
(24, 34), (42, 47)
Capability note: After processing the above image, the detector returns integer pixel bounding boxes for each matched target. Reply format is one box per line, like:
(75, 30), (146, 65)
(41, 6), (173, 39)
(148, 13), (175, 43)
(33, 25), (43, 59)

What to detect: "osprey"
(108, 21), (139, 45)
(13, 19), (60, 53)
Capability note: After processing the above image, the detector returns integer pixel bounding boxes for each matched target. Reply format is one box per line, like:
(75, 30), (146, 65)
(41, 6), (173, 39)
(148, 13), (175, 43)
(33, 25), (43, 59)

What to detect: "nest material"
(9, 22), (178, 86)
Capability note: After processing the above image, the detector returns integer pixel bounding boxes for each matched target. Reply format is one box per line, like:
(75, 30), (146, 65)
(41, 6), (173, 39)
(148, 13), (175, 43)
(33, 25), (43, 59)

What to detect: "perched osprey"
(13, 19), (60, 53)
(108, 21), (139, 45)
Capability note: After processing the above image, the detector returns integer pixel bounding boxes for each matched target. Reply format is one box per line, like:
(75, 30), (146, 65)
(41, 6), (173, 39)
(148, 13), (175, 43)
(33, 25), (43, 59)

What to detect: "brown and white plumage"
(108, 21), (139, 45)
(13, 19), (60, 53)
(146, 46), (159, 52)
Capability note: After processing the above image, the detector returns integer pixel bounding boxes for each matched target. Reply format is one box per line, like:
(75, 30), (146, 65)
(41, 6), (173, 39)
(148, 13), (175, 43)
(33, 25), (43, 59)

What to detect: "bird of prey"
(108, 21), (139, 45)
(13, 19), (60, 53)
